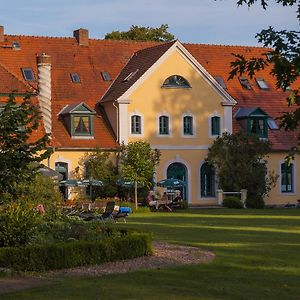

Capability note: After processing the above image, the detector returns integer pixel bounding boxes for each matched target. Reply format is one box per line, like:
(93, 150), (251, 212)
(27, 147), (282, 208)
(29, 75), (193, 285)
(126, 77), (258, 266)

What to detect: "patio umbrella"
(82, 179), (104, 187)
(116, 178), (134, 188)
(38, 165), (63, 181)
(59, 179), (87, 187)
(156, 178), (186, 188)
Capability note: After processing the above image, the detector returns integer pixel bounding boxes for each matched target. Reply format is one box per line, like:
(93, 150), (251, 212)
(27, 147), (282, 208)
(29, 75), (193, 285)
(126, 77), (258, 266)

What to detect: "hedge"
(0, 232), (152, 272)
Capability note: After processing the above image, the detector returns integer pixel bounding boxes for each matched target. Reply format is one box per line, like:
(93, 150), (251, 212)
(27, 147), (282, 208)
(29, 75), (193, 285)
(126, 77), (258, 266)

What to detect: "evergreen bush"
(223, 196), (244, 209)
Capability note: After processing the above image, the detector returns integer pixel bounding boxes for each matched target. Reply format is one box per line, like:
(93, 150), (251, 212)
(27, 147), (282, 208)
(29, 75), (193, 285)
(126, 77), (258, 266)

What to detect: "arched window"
(131, 115), (141, 134)
(200, 163), (215, 197)
(281, 162), (294, 193)
(183, 116), (193, 135)
(211, 116), (220, 136)
(162, 75), (191, 88)
(159, 115), (169, 135)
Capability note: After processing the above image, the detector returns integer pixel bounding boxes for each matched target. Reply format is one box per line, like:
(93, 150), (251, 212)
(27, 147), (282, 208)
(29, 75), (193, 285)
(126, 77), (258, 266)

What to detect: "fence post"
(240, 189), (247, 208)
(216, 189), (223, 205)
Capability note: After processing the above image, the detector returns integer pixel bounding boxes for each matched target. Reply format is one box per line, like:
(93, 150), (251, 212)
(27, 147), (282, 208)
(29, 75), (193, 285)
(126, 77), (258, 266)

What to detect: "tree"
(0, 93), (52, 197)
(105, 24), (175, 42)
(228, 1), (300, 145)
(119, 141), (161, 209)
(79, 149), (118, 199)
(206, 132), (277, 206)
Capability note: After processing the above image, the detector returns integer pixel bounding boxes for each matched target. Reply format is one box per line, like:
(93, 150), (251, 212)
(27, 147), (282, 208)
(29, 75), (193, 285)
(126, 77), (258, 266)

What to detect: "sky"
(1, 0), (298, 46)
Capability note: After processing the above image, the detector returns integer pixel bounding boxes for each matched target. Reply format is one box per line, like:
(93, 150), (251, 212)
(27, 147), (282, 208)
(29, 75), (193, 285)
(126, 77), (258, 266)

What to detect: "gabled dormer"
(235, 107), (269, 139)
(59, 102), (96, 138)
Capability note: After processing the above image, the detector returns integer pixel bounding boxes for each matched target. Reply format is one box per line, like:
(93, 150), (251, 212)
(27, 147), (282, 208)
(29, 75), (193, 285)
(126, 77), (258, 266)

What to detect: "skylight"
(214, 76), (227, 89)
(256, 78), (269, 90)
(70, 73), (81, 83)
(21, 68), (35, 81)
(101, 71), (111, 81)
(12, 41), (21, 50)
(123, 69), (139, 82)
(239, 77), (252, 90)
(267, 118), (279, 130)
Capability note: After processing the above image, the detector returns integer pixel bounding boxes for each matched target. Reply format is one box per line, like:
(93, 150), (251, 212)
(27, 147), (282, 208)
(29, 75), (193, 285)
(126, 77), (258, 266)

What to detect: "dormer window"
(59, 102), (96, 138)
(162, 75), (191, 88)
(256, 78), (269, 90)
(71, 73), (81, 83)
(239, 77), (252, 90)
(235, 107), (269, 139)
(21, 68), (35, 81)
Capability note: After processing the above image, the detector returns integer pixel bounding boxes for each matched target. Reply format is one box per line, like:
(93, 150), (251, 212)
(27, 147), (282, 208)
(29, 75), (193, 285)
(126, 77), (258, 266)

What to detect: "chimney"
(37, 53), (52, 135)
(73, 28), (89, 46)
(0, 26), (4, 43)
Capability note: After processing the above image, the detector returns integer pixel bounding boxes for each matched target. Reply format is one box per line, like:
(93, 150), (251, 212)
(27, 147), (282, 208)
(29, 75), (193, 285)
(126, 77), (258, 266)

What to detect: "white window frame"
(157, 112), (172, 137)
(182, 113), (196, 138)
(279, 159), (297, 195)
(209, 112), (222, 138)
(129, 112), (144, 137)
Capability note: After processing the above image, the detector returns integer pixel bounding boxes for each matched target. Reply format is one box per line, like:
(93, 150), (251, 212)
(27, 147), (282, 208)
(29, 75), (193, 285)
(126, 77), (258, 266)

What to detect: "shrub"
(245, 195), (265, 209)
(0, 202), (42, 247)
(223, 196), (244, 209)
(0, 231), (152, 271)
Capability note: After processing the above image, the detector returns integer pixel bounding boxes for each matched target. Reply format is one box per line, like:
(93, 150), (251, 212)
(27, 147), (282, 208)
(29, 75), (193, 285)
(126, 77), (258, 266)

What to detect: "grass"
(1, 208), (300, 299)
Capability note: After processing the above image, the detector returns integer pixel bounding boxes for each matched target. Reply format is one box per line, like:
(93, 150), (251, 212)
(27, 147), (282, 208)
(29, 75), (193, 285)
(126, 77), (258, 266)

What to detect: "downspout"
(113, 101), (119, 143)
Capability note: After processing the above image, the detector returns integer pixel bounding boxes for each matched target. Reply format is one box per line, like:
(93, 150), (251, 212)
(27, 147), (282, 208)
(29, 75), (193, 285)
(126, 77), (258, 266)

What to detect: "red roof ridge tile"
(4, 34), (74, 40)
(184, 42), (272, 51)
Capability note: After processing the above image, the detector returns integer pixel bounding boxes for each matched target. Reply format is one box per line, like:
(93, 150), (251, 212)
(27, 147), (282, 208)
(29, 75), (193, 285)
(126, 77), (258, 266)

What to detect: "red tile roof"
(0, 33), (298, 151)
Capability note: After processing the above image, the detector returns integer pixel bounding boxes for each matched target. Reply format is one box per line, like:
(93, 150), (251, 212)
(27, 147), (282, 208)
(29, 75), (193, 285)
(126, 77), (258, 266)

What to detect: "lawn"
(1, 208), (300, 300)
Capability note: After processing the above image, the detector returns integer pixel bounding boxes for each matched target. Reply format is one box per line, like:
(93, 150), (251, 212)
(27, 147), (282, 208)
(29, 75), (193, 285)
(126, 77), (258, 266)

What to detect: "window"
(183, 116), (193, 135)
(162, 75), (191, 88)
(256, 78), (269, 90)
(131, 115), (141, 134)
(201, 163), (215, 197)
(12, 41), (21, 50)
(239, 77), (252, 90)
(211, 116), (221, 136)
(101, 71), (111, 81)
(21, 68), (35, 81)
(214, 76), (227, 89)
(159, 116), (169, 135)
(73, 116), (91, 135)
(248, 118), (268, 138)
(70, 73), (81, 83)
(281, 163), (294, 193)
(267, 118), (279, 130)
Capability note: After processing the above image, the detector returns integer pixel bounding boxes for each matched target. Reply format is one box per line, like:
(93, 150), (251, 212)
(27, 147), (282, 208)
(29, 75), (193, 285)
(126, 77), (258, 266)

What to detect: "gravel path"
(0, 241), (215, 295)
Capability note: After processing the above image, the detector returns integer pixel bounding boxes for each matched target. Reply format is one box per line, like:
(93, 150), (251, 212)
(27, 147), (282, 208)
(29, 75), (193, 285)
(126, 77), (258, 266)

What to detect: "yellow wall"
(126, 50), (225, 204)
(266, 153), (300, 205)
(128, 51), (225, 146)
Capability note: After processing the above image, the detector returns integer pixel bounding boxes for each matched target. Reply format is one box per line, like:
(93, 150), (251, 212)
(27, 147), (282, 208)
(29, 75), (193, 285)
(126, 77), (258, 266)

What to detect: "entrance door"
(167, 162), (187, 200)
(200, 163), (215, 197)
(55, 162), (68, 199)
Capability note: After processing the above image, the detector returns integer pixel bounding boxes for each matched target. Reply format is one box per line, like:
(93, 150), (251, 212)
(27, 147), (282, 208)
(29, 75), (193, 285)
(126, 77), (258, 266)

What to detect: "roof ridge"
(184, 42), (271, 50)
(0, 61), (36, 92)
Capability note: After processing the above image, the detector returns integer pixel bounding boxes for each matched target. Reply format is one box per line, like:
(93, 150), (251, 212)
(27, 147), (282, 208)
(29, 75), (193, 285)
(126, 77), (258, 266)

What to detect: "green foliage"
(105, 24), (175, 42)
(229, 1), (300, 145)
(206, 131), (277, 197)
(245, 195), (265, 208)
(79, 149), (118, 199)
(0, 202), (42, 247)
(0, 231), (152, 271)
(223, 196), (244, 209)
(0, 93), (52, 197)
(120, 141), (161, 209)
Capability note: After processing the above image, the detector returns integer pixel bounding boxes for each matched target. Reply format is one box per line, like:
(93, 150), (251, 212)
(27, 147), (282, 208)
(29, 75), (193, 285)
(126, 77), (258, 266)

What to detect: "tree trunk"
(134, 181), (138, 210)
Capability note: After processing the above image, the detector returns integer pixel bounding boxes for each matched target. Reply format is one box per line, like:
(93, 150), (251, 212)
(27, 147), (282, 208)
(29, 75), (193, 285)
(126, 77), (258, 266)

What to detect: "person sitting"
(157, 192), (172, 212)
(146, 191), (157, 210)
(171, 191), (183, 208)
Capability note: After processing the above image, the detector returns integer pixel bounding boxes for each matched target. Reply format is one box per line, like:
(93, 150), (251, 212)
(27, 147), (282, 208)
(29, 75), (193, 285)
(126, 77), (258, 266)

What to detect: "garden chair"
(99, 201), (116, 223)
(113, 206), (132, 223)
